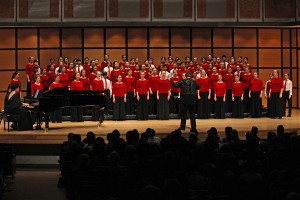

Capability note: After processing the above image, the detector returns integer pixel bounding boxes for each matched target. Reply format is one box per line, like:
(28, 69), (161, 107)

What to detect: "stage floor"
(1, 109), (300, 144)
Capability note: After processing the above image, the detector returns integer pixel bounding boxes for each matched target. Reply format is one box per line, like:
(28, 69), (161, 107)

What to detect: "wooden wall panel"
(292, 49), (297, 67)
(234, 49), (257, 68)
(62, 28), (82, 48)
(292, 89), (297, 108)
(192, 28), (211, 47)
(259, 49), (281, 67)
(18, 29), (37, 48)
(213, 28), (232, 47)
(0, 71), (15, 90)
(18, 50), (38, 70)
(0, 29), (15, 48)
(84, 28), (104, 47)
(61, 49), (82, 61)
(128, 28), (147, 47)
(170, 49), (190, 59)
(128, 49), (148, 64)
(258, 69), (272, 106)
(259, 29), (281, 47)
(149, 49), (169, 65)
(213, 49), (232, 58)
(282, 29), (290, 47)
(105, 49), (126, 63)
(84, 49), (105, 61)
(0, 50), (15, 69)
(40, 50), (60, 68)
(282, 50), (290, 67)
(149, 28), (169, 47)
(234, 28), (256, 47)
(0, 93), (6, 110)
(171, 28), (190, 47)
(40, 28), (60, 48)
(106, 28), (125, 47)
(192, 49), (211, 59)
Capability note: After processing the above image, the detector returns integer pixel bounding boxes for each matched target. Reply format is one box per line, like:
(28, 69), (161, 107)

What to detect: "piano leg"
(44, 112), (50, 132)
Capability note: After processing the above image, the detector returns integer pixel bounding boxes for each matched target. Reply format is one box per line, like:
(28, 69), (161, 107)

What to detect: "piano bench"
(2, 114), (21, 132)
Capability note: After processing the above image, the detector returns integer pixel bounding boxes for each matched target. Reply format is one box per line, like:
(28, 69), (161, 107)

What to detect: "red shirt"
(66, 69), (76, 83)
(119, 61), (126, 68)
(25, 63), (35, 80)
(80, 77), (89, 90)
(210, 74), (219, 89)
(215, 82), (226, 97)
(136, 79), (150, 95)
(133, 70), (140, 81)
(232, 82), (244, 96)
(170, 77), (181, 93)
(218, 69), (227, 77)
(101, 61), (107, 69)
(111, 69), (122, 85)
(200, 63), (209, 71)
(266, 80), (271, 95)
(250, 78), (264, 92)
(31, 83), (43, 95)
(91, 79), (104, 91)
(228, 63), (237, 72)
(71, 80), (84, 90)
(47, 71), (55, 86)
(59, 73), (69, 87)
(49, 82), (62, 90)
(177, 69), (188, 78)
(88, 73), (97, 85)
(149, 75), (160, 92)
(83, 65), (91, 75)
(271, 77), (283, 93)
(40, 75), (49, 89)
(124, 76), (135, 92)
(224, 74), (235, 90)
(158, 79), (171, 94)
(241, 73), (254, 89)
(96, 64), (102, 71)
(113, 82), (126, 97)
(10, 79), (21, 91)
(197, 77), (211, 92)
(166, 63), (174, 71)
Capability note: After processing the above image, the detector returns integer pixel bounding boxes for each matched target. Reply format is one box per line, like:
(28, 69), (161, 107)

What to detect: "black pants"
(270, 92), (283, 118)
(26, 81), (31, 96)
(283, 91), (292, 115)
(250, 91), (262, 118)
(232, 96), (243, 118)
(215, 97), (225, 119)
(104, 89), (111, 115)
(137, 94), (148, 120)
(243, 88), (250, 113)
(158, 94), (169, 120)
(180, 103), (196, 130)
(125, 91), (135, 115)
(71, 107), (83, 122)
(113, 97), (125, 120)
(210, 89), (215, 114)
(50, 109), (62, 122)
(225, 89), (233, 113)
(170, 92), (179, 114)
(149, 91), (158, 114)
(266, 98), (271, 117)
(197, 92), (210, 119)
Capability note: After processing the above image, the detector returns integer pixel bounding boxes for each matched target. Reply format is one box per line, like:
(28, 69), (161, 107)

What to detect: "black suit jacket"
(172, 78), (200, 105)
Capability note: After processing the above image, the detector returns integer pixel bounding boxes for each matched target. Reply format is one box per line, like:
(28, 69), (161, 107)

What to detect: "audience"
(58, 125), (300, 200)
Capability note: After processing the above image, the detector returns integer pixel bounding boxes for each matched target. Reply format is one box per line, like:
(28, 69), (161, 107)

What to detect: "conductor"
(172, 72), (200, 131)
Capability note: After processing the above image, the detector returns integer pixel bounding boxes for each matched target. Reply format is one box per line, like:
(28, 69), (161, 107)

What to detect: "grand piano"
(29, 87), (107, 131)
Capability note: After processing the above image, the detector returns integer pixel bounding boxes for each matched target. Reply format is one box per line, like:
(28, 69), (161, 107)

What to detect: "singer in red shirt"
(241, 67), (253, 113)
(80, 70), (89, 90)
(269, 70), (284, 118)
(26, 56), (35, 96)
(148, 68), (160, 115)
(70, 72), (84, 122)
(136, 72), (150, 120)
(214, 75), (226, 119)
(232, 75), (244, 118)
(112, 74), (127, 120)
(91, 71), (104, 91)
(265, 73), (273, 117)
(249, 72), (264, 118)
(47, 65), (56, 88)
(157, 71), (171, 120)
(224, 67), (235, 113)
(40, 69), (49, 91)
(123, 70), (136, 115)
(10, 72), (21, 96)
(210, 67), (219, 114)
(59, 66), (69, 88)
(170, 70), (181, 114)
(31, 75), (44, 96)
(196, 70), (211, 119)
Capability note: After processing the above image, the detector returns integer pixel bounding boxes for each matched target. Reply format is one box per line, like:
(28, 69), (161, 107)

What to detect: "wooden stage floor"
(1, 109), (300, 144)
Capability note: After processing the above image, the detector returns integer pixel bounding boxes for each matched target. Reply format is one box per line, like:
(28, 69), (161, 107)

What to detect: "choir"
(11, 55), (293, 122)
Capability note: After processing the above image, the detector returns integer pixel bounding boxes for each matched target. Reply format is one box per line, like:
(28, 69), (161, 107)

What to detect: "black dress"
(4, 93), (33, 131)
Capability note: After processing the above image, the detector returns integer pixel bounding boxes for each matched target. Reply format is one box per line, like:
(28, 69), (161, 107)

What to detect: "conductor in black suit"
(172, 72), (200, 131)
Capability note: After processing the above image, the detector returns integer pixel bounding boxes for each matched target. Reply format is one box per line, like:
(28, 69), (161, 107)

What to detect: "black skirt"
(225, 89), (233, 113)
(210, 89), (215, 114)
(270, 92), (283, 118)
(149, 91), (158, 115)
(243, 88), (250, 113)
(125, 91), (135, 115)
(170, 91), (179, 114)
(215, 96), (225, 119)
(158, 93), (169, 120)
(113, 97), (126, 120)
(232, 96), (243, 118)
(70, 106), (83, 122)
(266, 98), (271, 117)
(50, 109), (62, 122)
(197, 92), (210, 119)
(137, 94), (149, 120)
(250, 91), (262, 118)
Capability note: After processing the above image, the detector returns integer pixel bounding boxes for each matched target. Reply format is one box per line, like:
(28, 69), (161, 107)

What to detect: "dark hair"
(10, 83), (20, 91)
(185, 72), (193, 78)
(11, 72), (19, 79)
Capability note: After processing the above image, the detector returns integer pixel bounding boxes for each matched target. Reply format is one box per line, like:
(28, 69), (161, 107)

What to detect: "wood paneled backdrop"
(0, 27), (299, 109)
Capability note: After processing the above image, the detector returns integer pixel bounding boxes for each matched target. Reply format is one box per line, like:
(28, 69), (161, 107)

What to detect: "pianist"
(4, 84), (33, 131)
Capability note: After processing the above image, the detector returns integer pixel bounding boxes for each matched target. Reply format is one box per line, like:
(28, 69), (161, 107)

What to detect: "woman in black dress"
(4, 84), (33, 131)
